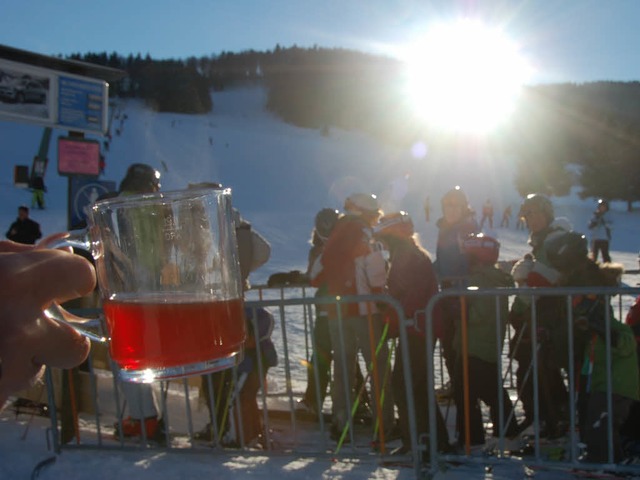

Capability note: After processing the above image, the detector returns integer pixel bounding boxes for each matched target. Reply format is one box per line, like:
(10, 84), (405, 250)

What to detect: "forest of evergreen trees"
(66, 47), (640, 209)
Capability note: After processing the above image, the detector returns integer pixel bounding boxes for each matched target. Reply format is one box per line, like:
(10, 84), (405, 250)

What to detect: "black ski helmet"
(441, 185), (469, 209)
(119, 163), (161, 193)
(520, 193), (554, 223)
(314, 208), (340, 239)
(545, 231), (588, 272)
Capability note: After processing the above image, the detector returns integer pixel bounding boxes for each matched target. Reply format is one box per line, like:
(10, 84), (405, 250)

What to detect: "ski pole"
(365, 306), (386, 454)
(216, 369), (235, 444)
(502, 320), (527, 384)
(372, 336), (396, 445)
(500, 342), (541, 438)
(334, 322), (389, 456)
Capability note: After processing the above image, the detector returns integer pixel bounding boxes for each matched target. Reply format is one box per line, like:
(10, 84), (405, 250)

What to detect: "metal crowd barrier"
(34, 284), (640, 479)
(40, 288), (425, 474)
(424, 285), (640, 478)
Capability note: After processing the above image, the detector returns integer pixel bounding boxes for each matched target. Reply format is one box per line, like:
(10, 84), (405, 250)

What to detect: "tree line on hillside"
(67, 48), (640, 209)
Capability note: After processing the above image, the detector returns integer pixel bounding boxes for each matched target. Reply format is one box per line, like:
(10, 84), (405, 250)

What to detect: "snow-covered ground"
(1, 86), (640, 479)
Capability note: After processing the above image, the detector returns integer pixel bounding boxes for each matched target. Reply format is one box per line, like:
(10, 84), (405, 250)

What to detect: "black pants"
(453, 356), (519, 445)
(392, 334), (450, 452)
(303, 306), (369, 413)
(591, 239), (611, 263)
(581, 391), (633, 463)
(511, 326), (569, 437)
(302, 308), (332, 408)
(439, 296), (460, 386)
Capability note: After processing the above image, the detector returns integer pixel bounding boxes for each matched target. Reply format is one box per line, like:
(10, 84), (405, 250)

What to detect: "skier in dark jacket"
(508, 193), (570, 438)
(6, 206), (42, 245)
(434, 186), (479, 389)
(374, 211), (450, 456)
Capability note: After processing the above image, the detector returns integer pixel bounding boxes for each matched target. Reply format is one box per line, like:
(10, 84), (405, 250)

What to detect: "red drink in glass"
(103, 296), (246, 372)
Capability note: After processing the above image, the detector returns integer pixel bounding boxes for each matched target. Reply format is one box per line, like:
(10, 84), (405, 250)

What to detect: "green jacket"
(585, 319), (639, 401)
(563, 260), (638, 400)
(454, 264), (514, 363)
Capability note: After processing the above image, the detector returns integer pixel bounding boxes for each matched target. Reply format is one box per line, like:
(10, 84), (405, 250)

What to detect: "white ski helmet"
(344, 193), (380, 216)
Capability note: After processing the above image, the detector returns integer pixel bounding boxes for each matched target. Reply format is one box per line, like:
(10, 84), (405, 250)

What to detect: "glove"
(527, 260), (560, 287)
(511, 254), (534, 286)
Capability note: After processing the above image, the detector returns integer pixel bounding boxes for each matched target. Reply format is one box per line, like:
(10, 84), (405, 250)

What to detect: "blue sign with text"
(58, 76), (107, 133)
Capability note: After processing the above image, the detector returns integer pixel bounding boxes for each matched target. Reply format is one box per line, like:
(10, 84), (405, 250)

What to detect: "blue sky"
(1, 0), (640, 84)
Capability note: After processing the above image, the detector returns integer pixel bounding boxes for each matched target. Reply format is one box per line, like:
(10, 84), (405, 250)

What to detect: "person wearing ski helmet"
(544, 231), (636, 463)
(314, 208), (340, 242)
(451, 233), (519, 445)
(462, 233), (500, 266)
(434, 185), (479, 391)
(373, 211), (451, 454)
(119, 163), (161, 194)
(319, 193), (395, 443)
(509, 193), (570, 438)
(299, 207), (369, 418)
(113, 163), (167, 441)
(588, 198), (613, 263)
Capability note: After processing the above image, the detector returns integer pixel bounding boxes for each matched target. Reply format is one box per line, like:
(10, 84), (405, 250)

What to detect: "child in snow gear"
(545, 230), (637, 463)
(453, 233), (520, 446)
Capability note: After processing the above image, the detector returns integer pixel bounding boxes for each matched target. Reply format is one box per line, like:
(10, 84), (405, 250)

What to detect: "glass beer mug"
(45, 186), (246, 383)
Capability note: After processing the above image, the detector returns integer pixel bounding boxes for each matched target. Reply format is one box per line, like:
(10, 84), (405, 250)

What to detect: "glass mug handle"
(38, 230), (108, 344)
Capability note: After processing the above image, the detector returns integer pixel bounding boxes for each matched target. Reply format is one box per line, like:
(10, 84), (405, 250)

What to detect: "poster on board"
(58, 136), (101, 176)
(0, 59), (53, 123)
(0, 58), (109, 135)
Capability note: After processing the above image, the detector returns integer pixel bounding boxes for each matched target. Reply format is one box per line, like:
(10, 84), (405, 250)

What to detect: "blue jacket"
(434, 213), (479, 284)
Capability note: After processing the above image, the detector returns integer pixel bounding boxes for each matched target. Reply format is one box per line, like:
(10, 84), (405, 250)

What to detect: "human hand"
(0, 241), (96, 408)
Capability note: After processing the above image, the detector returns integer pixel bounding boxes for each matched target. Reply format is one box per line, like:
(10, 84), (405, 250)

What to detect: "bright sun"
(402, 19), (532, 133)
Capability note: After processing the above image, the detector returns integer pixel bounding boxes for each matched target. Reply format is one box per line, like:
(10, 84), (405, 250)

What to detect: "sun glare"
(402, 19), (531, 133)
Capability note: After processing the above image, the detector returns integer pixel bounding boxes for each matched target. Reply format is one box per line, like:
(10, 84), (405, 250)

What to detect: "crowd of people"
(1, 172), (638, 465)
(297, 187), (637, 462)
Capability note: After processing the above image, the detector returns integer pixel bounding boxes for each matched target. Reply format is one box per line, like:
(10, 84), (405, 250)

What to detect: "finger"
(31, 318), (91, 369)
(6, 250), (96, 308)
(36, 232), (73, 249)
(0, 240), (35, 254)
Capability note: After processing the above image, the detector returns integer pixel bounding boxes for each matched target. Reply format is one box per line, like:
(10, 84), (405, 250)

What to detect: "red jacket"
(316, 215), (377, 317)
